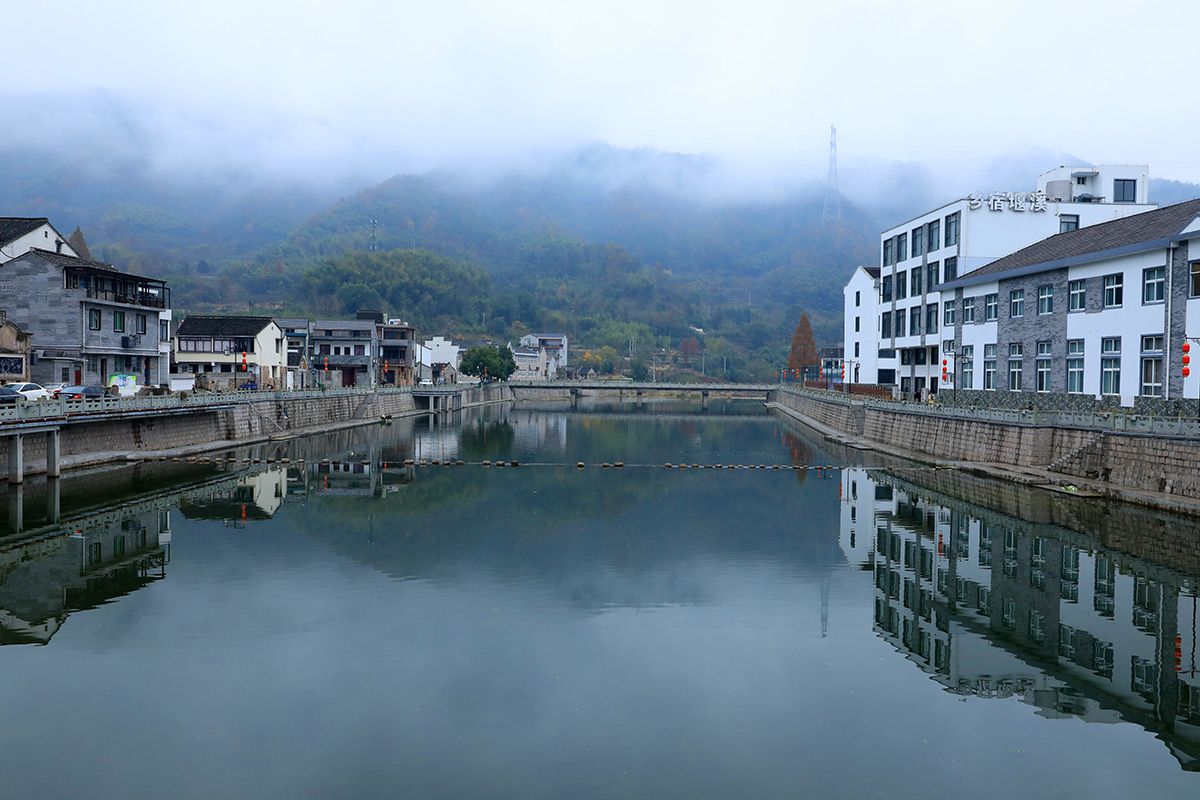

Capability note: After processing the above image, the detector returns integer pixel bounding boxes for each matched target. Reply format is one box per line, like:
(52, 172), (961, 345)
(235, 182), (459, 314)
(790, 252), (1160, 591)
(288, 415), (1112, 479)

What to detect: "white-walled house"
(842, 266), (879, 385)
(424, 336), (462, 369)
(939, 198), (1200, 406)
(0, 218), (76, 264)
(519, 333), (567, 370)
(857, 165), (1155, 394)
(174, 316), (286, 389)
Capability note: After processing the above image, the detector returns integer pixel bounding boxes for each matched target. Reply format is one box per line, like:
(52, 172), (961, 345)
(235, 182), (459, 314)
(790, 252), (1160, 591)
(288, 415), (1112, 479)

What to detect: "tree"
(68, 227), (92, 260)
(460, 345), (516, 380)
(787, 313), (818, 371)
(679, 336), (701, 362)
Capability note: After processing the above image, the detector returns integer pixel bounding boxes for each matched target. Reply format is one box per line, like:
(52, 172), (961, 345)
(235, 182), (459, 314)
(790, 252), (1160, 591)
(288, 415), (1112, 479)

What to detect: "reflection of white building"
(845, 467), (1200, 768)
(512, 411), (568, 455)
(178, 467), (287, 522)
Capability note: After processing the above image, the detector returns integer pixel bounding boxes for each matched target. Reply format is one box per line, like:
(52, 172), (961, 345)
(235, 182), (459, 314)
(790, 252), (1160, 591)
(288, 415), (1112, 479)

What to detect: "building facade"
(0, 217), (75, 264)
(0, 249), (171, 387)
(519, 333), (568, 371)
(311, 319), (378, 388)
(939, 198), (1200, 407)
(842, 266), (879, 385)
(0, 310), (32, 383)
(174, 316), (286, 389)
(862, 165), (1154, 396)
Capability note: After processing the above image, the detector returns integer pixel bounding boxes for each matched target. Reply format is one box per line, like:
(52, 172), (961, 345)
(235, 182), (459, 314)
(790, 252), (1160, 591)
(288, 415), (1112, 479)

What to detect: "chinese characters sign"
(966, 191), (1048, 212)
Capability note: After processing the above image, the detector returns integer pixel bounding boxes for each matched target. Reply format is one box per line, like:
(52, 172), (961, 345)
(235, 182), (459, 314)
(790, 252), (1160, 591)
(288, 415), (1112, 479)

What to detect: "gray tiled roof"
(942, 198), (1200, 289)
(862, 266), (880, 278)
(177, 315), (275, 337)
(25, 247), (120, 273)
(0, 217), (48, 246)
(313, 319), (376, 330)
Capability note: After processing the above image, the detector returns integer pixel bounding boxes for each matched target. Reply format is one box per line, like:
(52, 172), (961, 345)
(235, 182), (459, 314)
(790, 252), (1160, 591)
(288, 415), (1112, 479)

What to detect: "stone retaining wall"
(1, 384), (512, 478)
(772, 387), (1200, 502)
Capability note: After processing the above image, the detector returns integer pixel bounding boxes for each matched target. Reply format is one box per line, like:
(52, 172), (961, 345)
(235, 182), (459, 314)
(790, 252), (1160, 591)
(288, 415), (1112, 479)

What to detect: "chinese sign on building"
(966, 191), (1048, 212)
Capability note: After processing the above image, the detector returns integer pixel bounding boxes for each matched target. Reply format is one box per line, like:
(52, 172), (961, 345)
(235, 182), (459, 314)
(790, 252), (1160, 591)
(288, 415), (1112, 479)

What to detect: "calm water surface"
(1, 400), (1198, 799)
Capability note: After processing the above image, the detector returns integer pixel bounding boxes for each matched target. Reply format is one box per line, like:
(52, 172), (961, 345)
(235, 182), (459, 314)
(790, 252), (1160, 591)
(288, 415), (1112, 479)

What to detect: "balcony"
(86, 287), (167, 309)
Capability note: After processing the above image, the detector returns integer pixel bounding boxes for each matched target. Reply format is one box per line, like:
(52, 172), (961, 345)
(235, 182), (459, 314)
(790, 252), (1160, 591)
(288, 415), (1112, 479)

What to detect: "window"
(962, 297), (976, 323)
(911, 268), (922, 296)
(1008, 343), (1023, 390)
(943, 256), (957, 282)
(855, 290), (861, 307)
(881, 311), (892, 338)
(984, 293), (998, 321)
(1101, 337), (1121, 395)
(945, 212), (959, 246)
(1069, 279), (1086, 311)
(896, 234), (908, 262)
(1113, 178), (1137, 203)
(1141, 335), (1164, 397)
(1067, 340), (1085, 393)
(909, 306), (921, 336)
(882, 275), (893, 302)
(1192, 262), (1200, 297)
(160, 320), (169, 341)
(927, 220), (940, 251)
(896, 312), (907, 337)
(854, 342), (860, 357)
(896, 271), (907, 300)
(1142, 267), (1165, 303)
(961, 345), (974, 388)
(1103, 274), (1123, 307)
(983, 344), (997, 390)
(883, 239), (894, 266)
(912, 226), (924, 256)
(943, 299), (955, 326)
(88, 308), (101, 330)
(1037, 285), (1053, 314)
(1059, 214), (1079, 233)
(1036, 341), (1051, 392)
(135, 313), (147, 335)
(854, 316), (860, 332)
(926, 303), (938, 333)
(927, 262), (939, 289)
(113, 310), (125, 333)
(1009, 289), (1024, 318)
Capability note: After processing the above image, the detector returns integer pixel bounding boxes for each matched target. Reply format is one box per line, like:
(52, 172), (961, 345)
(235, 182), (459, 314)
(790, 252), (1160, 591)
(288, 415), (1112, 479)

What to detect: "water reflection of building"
(178, 467), (288, 524)
(511, 410), (567, 455)
(847, 468), (1200, 769)
(0, 507), (170, 645)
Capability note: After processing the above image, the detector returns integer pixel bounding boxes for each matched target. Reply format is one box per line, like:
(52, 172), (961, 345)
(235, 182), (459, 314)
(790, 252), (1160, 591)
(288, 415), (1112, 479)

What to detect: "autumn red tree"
(679, 336), (701, 363)
(787, 314), (818, 371)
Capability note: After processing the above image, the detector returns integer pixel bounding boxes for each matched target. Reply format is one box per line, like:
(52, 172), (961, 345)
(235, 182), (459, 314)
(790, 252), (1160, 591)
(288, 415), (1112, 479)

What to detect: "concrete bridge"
(507, 380), (775, 410)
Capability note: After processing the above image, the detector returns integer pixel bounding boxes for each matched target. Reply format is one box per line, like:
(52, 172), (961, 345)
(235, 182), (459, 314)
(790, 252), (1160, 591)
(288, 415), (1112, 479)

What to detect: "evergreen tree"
(68, 226), (92, 260)
(787, 313), (818, 371)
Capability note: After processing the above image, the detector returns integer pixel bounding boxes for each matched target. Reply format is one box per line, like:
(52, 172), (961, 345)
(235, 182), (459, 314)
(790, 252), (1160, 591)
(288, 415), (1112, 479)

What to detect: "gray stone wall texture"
(994, 267), (1069, 393)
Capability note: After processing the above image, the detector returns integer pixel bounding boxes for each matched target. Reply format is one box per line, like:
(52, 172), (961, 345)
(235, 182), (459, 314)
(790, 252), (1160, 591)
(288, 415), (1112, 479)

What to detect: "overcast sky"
(7, 0), (1200, 183)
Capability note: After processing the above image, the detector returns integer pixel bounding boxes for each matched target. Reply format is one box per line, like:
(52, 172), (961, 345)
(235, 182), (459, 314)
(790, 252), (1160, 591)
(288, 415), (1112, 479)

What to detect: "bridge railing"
(0, 384), (419, 425)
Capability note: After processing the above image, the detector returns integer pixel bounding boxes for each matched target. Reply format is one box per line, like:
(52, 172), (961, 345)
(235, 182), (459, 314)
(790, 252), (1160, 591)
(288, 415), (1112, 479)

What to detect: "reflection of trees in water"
(781, 431), (812, 484)
(459, 420), (515, 459)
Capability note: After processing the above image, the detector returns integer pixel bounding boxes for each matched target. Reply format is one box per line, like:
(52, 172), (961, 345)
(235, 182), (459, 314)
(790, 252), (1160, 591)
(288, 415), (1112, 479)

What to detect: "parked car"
(56, 385), (114, 401)
(8, 382), (51, 401)
(42, 383), (68, 396)
(0, 386), (24, 405)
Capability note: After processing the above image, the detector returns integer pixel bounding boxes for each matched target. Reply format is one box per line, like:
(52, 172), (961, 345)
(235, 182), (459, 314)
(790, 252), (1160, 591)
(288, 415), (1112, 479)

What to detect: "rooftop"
(0, 217), (49, 246)
(24, 247), (121, 274)
(176, 315), (276, 337)
(313, 319), (376, 330)
(942, 198), (1200, 289)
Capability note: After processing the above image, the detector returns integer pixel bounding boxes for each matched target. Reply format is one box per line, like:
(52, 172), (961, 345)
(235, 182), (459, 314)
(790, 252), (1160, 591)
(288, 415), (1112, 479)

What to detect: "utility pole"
(369, 218), (379, 251)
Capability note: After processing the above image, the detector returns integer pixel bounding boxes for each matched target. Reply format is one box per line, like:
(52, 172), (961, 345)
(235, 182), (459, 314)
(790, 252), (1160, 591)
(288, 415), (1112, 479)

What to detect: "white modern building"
(852, 165), (1155, 395)
(842, 266), (879, 385)
(940, 197), (1200, 406)
(519, 333), (568, 370)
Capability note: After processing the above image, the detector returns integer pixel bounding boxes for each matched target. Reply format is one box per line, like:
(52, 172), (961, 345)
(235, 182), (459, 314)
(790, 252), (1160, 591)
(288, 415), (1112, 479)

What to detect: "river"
(1, 399), (1197, 798)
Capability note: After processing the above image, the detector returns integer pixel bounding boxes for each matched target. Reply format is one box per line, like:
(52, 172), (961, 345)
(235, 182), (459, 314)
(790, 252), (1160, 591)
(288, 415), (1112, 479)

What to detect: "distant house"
(274, 316), (312, 389)
(311, 319), (378, 388)
(0, 217), (76, 264)
(376, 315), (417, 386)
(174, 316), (285, 389)
(511, 344), (555, 381)
(0, 310), (32, 383)
(519, 333), (568, 369)
(0, 248), (171, 387)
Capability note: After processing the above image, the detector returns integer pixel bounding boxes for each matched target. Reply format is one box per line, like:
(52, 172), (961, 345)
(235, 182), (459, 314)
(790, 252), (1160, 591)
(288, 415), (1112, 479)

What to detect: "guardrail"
(0, 385), (420, 425)
(507, 381), (776, 391)
(778, 385), (1200, 438)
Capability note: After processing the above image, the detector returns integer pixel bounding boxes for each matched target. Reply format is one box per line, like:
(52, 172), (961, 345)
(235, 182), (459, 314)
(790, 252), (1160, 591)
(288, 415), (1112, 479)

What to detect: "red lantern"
(1184, 355), (1191, 366)
(241, 351), (248, 371)
(1184, 342), (1192, 354)
(1184, 366), (1191, 378)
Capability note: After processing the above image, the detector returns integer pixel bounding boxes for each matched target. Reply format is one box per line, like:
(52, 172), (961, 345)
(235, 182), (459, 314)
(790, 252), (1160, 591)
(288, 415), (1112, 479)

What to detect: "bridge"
(506, 380), (775, 409)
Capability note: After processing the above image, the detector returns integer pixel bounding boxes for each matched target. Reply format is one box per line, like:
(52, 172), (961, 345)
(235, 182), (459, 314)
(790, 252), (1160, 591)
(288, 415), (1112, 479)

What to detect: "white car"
(9, 382), (51, 401)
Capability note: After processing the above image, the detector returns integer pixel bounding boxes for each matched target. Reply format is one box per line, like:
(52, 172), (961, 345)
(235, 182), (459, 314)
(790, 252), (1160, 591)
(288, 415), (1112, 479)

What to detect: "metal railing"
(777, 385), (1200, 439)
(0, 384), (419, 425)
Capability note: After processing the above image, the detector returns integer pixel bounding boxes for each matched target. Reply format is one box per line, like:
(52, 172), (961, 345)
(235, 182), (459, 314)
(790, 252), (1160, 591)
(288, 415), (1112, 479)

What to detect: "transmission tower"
(369, 218), (379, 251)
(822, 125), (841, 224)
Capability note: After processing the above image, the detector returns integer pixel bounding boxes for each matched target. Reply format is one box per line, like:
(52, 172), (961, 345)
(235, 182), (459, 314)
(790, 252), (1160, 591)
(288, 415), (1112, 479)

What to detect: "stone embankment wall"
(1, 384), (513, 478)
(771, 388), (1200, 501)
